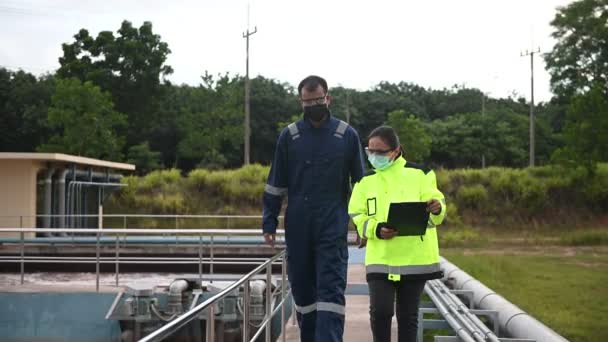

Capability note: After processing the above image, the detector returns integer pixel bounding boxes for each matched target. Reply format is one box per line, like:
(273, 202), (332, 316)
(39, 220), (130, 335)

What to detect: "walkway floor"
(279, 248), (398, 341)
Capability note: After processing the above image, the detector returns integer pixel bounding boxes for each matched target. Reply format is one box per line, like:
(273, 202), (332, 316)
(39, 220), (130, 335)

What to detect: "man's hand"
(263, 233), (276, 248)
(427, 199), (441, 215)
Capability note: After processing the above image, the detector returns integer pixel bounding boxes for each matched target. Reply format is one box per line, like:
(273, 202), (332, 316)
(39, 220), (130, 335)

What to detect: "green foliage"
(443, 202), (463, 227)
(115, 175), (139, 207)
(0, 15), (577, 171)
(559, 229), (608, 246)
(552, 85), (608, 171)
(140, 169), (181, 191)
(387, 110), (432, 162)
(115, 169), (184, 214)
(175, 74), (243, 169)
(544, 0), (608, 99)
(109, 164), (270, 216)
(438, 227), (485, 247)
(127, 142), (161, 175)
(109, 163), (608, 229)
(0, 68), (54, 152)
(429, 110), (558, 168)
(58, 20), (173, 146)
(1, 68), (562, 170)
(37, 78), (126, 160)
(582, 163), (608, 208)
(438, 164), (608, 224)
(455, 184), (488, 210)
(193, 164), (268, 204)
(248, 76), (301, 162)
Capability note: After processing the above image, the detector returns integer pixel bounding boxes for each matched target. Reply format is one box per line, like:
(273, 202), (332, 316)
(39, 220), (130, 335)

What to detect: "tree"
(387, 110), (432, 162)
(127, 142), (161, 175)
(430, 113), (485, 168)
(428, 110), (550, 169)
(544, 0), (608, 99)
(58, 20), (173, 146)
(249, 76), (300, 163)
(38, 78), (126, 160)
(0, 68), (54, 152)
(552, 85), (608, 171)
(176, 74), (243, 170)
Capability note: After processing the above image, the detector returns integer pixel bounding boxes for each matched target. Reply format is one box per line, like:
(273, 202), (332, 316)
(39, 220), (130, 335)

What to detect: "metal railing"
(0, 214), (285, 230)
(139, 250), (289, 342)
(424, 279), (501, 342)
(0, 226), (285, 292)
(0, 215), (293, 342)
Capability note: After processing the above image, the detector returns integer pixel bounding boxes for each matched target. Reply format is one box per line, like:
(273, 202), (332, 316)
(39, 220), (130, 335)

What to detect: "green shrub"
(583, 164), (608, 207)
(439, 227), (485, 247)
(514, 177), (547, 213)
(140, 169), (181, 191)
(444, 203), (463, 227)
(107, 163), (608, 227)
(187, 169), (210, 190)
(559, 229), (608, 246)
(135, 193), (186, 214)
(456, 184), (488, 210)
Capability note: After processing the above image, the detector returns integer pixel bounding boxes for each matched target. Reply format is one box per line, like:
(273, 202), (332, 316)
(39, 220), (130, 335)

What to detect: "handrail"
(138, 250), (287, 342)
(0, 214), (282, 218)
(0, 228), (285, 235)
(0, 227), (286, 290)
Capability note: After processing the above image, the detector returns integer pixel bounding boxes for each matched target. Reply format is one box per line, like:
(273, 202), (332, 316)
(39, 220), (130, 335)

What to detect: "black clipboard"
(387, 202), (429, 236)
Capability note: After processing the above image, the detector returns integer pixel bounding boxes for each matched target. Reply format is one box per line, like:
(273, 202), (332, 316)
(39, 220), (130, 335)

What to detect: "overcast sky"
(0, 0), (572, 102)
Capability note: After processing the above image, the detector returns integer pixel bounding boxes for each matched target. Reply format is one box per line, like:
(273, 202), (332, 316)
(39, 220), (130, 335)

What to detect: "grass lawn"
(441, 245), (608, 342)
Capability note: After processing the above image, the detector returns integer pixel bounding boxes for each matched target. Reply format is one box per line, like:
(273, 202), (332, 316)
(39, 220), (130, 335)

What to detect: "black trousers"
(368, 278), (426, 342)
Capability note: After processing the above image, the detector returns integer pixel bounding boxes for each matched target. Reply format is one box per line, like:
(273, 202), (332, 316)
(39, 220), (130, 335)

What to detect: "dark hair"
(298, 75), (328, 96)
(368, 126), (400, 150)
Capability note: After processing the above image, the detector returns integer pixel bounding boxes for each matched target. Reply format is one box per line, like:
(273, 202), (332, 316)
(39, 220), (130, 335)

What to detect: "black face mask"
(303, 104), (329, 122)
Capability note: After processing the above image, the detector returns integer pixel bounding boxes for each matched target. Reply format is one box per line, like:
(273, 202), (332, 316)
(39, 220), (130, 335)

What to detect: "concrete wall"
(0, 160), (41, 238)
(0, 292), (121, 342)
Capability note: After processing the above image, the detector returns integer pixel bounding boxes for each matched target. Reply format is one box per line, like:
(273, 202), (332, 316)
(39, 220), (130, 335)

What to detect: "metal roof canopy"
(0, 153), (135, 171)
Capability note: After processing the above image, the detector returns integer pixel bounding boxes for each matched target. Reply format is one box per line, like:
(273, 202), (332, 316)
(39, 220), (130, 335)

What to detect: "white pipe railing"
(0, 227), (285, 291)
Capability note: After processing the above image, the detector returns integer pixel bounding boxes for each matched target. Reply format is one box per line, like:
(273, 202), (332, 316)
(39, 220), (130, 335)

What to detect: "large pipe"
(64, 169), (122, 228)
(42, 167), (56, 236)
(57, 169), (70, 228)
(431, 279), (500, 342)
(428, 280), (488, 342)
(440, 257), (569, 342)
(167, 279), (190, 314)
(425, 283), (477, 342)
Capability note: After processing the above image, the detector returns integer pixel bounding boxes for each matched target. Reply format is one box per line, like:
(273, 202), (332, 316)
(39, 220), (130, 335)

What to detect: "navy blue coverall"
(263, 114), (365, 342)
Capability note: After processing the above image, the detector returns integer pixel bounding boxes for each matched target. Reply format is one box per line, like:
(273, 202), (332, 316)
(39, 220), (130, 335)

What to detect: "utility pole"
(521, 48), (540, 167)
(481, 93), (486, 169)
(242, 6), (257, 165)
(345, 90), (351, 124)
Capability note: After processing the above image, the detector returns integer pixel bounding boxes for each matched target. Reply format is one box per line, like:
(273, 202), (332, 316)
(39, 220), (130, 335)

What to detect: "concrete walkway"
(279, 248), (398, 341)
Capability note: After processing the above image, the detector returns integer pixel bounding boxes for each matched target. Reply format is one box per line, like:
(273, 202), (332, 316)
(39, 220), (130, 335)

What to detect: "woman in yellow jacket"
(348, 126), (446, 342)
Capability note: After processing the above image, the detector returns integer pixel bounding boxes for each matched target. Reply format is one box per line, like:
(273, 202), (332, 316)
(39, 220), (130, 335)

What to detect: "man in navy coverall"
(262, 75), (365, 342)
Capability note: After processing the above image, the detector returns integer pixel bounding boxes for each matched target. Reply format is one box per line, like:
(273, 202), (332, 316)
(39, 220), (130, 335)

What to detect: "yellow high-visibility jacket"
(348, 155), (446, 281)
